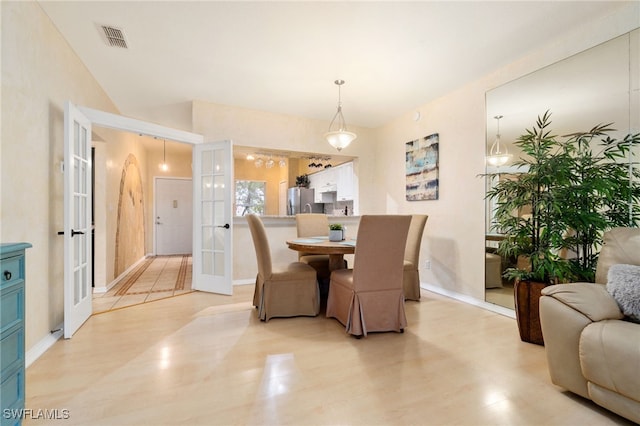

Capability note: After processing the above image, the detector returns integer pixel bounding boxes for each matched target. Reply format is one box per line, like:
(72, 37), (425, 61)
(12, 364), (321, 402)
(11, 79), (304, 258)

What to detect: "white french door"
(63, 102), (93, 338)
(192, 140), (233, 295)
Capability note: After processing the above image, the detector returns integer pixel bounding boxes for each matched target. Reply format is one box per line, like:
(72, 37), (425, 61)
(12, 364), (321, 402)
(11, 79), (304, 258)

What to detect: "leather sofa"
(539, 227), (640, 423)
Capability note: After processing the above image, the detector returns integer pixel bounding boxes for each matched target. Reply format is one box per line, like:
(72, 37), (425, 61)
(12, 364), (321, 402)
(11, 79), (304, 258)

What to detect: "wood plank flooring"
(25, 286), (633, 425)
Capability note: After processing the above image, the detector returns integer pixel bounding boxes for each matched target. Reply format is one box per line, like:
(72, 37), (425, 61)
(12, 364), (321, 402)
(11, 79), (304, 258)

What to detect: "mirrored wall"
(484, 29), (640, 309)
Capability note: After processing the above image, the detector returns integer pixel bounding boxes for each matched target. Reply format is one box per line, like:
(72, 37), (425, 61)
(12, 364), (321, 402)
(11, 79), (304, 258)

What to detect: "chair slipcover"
(295, 214), (333, 279)
(247, 214), (320, 321)
(402, 214), (428, 301)
(326, 215), (411, 336)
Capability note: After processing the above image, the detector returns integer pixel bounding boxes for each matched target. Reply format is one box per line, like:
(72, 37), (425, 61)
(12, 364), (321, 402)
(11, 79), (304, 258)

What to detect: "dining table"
(286, 237), (356, 271)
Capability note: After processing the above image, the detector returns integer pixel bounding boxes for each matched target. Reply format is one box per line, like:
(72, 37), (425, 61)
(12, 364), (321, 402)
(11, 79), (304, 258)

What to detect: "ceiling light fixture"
(487, 115), (511, 167)
(324, 79), (357, 151)
(159, 139), (169, 171)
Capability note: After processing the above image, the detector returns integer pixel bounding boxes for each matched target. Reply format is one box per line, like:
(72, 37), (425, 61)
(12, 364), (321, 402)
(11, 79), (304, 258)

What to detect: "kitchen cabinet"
(336, 162), (354, 201)
(309, 161), (355, 202)
(307, 173), (323, 203)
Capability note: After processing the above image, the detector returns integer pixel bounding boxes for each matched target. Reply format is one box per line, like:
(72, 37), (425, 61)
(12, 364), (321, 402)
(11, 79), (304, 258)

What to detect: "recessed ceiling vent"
(101, 25), (128, 49)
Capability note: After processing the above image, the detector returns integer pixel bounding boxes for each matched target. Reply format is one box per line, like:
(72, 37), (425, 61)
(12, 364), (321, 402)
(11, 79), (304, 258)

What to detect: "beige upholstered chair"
(246, 214), (320, 321)
(403, 214), (428, 301)
(326, 215), (412, 337)
(295, 214), (332, 279)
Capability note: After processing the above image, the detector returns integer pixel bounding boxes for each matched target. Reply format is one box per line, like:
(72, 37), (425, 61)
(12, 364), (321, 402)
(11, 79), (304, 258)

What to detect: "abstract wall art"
(406, 133), (439, 201)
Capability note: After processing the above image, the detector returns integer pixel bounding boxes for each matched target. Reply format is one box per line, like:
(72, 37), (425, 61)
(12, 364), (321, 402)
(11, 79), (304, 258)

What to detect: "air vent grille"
(101, 25), (128, 49)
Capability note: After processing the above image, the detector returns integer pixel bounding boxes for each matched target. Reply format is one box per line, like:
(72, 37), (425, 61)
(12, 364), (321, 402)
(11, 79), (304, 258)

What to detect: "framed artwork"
(406, 133), (439, 201)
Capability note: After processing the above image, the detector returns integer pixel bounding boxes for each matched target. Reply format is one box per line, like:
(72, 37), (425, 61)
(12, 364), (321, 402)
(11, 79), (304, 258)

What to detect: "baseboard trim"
(26, 323), (64, 368)
(233, 278), (255, 286)
(421, 282), (516, 319)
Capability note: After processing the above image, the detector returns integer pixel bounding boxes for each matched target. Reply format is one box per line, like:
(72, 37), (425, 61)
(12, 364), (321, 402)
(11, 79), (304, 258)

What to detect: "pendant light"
(159, 139), (169, 171)
(487, 115), (511, 166)
(324, 79), (357, 151)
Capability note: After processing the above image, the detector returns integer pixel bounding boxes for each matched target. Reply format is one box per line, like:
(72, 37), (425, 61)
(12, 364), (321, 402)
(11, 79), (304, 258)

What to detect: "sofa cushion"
(607, 264), (640, 322)
(595, 227), (640, 284)
(580, 320), (640, 404)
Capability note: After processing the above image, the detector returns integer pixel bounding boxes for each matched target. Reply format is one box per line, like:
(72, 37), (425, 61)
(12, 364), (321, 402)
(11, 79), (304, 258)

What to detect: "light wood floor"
(26, 286), (632, 425)
(92, 255), (193, 313)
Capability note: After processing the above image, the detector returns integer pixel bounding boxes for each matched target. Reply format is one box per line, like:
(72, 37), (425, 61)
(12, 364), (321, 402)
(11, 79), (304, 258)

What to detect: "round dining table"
(286, 237), (355, 271)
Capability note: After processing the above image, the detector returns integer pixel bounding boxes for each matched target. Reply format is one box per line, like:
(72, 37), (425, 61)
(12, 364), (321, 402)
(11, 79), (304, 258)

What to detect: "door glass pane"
(214, 149), (224, 174)
(202, 201), (213, 225)
(202, 252), (213, 275)
(202, 176), (213, 200)
(214, 201), (225, 227)
(214, 252), (225, 276)
(202, 150), (213, 174)
(74, 121), (80, 154)
(202, 226), (213, 250)
(74, 158), (80, 193)
(74, 270), (80, 304)
(74, 196), (80, 229)
(214, 175), (225, 200)
(214, 227), (224, 250)
(81, 266), (89, 300)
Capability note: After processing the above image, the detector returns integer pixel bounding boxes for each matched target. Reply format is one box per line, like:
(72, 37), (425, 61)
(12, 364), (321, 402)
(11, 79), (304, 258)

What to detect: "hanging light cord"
(328, 80), (348, 132)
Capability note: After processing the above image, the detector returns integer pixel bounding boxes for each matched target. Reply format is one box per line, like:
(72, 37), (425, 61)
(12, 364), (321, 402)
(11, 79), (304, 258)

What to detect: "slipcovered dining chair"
(295, 214), (332, 279)
(403, 214), (428, 301)
(246, 214), (320, 321)
(326, 215), (412, 337)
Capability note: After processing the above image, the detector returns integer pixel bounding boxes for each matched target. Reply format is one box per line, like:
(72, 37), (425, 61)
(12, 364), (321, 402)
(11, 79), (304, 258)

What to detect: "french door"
(63, 102), (93, 338)
(192, 141), (233, 295)
(63, 104), (234, 338)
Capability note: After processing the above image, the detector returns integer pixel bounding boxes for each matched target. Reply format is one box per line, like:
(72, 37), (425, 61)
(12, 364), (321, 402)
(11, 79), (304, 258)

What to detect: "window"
(235, 180), (265, 216)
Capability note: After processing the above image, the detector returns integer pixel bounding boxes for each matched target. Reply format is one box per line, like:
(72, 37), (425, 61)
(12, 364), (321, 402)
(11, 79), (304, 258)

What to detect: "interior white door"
(155, 177), (193, 255)
(192, 140), (233, 294)
(63, 102), (93, 338)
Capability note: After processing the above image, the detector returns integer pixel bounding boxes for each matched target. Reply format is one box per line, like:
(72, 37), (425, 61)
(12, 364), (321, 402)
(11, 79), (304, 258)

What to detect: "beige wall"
(0, 2), (145, 348)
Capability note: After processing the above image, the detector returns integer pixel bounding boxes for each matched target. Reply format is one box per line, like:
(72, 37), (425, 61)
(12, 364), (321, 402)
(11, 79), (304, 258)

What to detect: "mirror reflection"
(484, 29), (639, 309)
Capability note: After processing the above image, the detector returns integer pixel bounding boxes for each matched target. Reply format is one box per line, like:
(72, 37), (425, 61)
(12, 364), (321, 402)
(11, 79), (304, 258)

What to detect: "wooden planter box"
(514, 280), (546, 345)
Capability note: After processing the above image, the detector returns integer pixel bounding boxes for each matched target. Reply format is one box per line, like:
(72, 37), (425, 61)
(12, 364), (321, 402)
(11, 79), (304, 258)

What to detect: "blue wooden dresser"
(1, 243), (31, 426)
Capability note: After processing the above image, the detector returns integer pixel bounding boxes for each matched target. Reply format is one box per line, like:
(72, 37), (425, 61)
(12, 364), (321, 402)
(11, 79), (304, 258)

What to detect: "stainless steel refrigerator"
(287, 187), (323, 215)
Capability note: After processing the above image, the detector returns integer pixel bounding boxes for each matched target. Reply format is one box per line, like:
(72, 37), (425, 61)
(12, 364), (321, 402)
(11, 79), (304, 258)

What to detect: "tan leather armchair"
(247, 214), (320, 321)
(326, 215), (411, 337)
(403, 214), (428, 301)
(539, 227), (640, 423)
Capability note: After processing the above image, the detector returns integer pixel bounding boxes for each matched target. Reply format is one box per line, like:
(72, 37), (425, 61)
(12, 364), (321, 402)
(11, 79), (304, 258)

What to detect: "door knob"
(216, 223), (230, 229)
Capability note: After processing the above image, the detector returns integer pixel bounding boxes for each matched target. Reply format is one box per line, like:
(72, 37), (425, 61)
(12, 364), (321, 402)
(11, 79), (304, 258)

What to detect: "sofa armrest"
(540, 283), (623, 399)
(541, 283), (624, 322)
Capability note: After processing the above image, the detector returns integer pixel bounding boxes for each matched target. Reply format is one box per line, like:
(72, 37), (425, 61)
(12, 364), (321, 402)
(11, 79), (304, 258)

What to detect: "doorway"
(155, 177), (193, 255)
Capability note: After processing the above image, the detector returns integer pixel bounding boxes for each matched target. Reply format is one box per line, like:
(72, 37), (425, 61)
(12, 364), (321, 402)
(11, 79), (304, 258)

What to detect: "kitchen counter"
(233, 215), (360, 227)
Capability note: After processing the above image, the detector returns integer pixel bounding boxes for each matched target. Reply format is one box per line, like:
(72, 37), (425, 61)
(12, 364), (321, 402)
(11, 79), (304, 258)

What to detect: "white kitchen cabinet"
(307, 173), (322, 203)
(336, 162), (354, 201)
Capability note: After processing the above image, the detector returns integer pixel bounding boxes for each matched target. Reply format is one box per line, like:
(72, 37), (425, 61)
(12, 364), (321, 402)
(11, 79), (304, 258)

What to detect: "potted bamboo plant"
(485, 111), (640, 345)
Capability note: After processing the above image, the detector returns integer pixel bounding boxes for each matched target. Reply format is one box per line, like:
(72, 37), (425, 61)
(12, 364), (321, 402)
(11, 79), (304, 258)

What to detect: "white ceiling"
(38, 1), (627, 129)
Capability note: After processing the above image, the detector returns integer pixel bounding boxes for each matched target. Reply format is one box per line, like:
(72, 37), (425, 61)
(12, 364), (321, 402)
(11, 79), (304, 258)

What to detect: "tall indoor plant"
(485, 111), (640, 344)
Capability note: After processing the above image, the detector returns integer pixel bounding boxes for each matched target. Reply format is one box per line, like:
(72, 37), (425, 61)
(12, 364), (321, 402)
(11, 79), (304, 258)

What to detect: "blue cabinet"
(1, 243), (31, 426)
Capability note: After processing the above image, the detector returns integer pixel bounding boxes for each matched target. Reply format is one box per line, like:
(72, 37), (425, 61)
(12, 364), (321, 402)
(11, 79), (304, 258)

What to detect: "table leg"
(328, 254), (347, 271)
